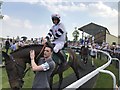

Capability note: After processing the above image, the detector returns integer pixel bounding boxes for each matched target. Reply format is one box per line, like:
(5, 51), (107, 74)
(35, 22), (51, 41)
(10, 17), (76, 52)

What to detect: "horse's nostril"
(13, 87), (20, 90)
(22, 80), (24, 84)
(20, 81), (24, 88)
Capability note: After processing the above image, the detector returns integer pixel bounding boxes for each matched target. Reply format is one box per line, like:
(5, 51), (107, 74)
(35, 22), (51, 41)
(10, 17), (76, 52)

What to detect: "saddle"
(52, 48), (69, 65)
(46, 41), (69, 64)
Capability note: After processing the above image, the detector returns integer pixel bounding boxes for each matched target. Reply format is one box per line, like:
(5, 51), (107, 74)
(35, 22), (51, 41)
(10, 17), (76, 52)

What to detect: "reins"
(36, 43), (46, 60)
(6, 55), (26, 83)
(10, 55), (27, 77)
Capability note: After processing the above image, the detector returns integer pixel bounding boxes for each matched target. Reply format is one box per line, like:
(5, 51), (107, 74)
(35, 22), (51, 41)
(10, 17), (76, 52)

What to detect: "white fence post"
(112, 58), (120, 87)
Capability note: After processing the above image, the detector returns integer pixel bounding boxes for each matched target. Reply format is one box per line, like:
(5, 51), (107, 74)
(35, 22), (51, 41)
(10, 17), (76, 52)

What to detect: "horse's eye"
(6, 67), (14, 71)
(6, 65), (15, 71)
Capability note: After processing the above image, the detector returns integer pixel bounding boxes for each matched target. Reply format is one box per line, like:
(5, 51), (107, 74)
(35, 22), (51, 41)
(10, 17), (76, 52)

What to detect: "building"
(78, 22), (118, 45)
(106, 34), (118, 45)
(118, 35), (120, 45)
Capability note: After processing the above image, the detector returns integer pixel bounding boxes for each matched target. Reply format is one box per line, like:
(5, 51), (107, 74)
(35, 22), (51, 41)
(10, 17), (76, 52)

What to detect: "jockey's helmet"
(51, 14), (60, 23)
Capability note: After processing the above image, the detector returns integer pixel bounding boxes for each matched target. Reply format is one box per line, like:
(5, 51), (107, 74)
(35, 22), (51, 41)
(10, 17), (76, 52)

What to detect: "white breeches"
(52, 42), (64, 53)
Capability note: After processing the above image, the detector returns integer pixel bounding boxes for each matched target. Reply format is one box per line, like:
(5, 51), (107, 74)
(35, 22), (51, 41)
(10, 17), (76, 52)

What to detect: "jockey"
(43, 14), (67, 65)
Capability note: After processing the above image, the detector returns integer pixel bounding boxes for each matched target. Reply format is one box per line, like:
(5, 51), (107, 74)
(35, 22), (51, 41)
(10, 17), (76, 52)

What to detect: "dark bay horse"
(80, 45), (89, 64)
(2, 44), (81, 90)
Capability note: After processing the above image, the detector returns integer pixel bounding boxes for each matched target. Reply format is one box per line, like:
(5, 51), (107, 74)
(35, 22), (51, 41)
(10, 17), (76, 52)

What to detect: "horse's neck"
(10, 45), (44, 66)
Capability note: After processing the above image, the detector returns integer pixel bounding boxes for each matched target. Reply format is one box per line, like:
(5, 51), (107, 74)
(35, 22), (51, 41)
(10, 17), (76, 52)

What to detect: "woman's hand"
(30, 50), (35, 60)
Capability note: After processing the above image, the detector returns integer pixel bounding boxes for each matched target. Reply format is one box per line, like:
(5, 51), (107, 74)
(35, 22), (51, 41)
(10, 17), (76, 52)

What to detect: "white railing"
(63, 49), (118, 90)
(112, 58), (120, 87)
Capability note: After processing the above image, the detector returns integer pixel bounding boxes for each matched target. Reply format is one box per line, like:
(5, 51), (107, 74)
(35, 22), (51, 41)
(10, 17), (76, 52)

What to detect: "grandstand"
(78, 22), (118, 45)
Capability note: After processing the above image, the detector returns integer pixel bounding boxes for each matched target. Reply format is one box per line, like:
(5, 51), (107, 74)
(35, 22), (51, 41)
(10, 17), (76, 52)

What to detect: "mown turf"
(1, 49), (119, 89)
(93, 57), (119, 89)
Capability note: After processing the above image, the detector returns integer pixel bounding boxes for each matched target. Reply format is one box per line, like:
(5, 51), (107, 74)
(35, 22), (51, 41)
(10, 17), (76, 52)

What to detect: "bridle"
(5, 44), (47, 88)
(5, 55), (30, 88)
(36, 43), (46, 60)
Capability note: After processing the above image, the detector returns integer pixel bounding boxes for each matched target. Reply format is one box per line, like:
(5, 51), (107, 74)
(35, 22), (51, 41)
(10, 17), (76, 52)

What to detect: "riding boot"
(57, 51), (66, 65)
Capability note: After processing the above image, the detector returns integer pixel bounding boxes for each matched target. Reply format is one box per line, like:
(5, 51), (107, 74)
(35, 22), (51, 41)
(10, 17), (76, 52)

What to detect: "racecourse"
(1, 52), (119, 89)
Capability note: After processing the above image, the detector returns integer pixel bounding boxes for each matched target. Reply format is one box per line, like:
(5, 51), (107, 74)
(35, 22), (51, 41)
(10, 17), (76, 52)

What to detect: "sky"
(1, 0), (120, 40)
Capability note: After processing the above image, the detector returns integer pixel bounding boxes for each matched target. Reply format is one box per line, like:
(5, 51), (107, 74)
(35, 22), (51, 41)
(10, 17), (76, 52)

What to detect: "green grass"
(1, 48), (119, 88)
(2, 57), (118, 89)
(1, 48), (74, 88)
(93, 57), (119, 89)
(2, 67), (73, 88)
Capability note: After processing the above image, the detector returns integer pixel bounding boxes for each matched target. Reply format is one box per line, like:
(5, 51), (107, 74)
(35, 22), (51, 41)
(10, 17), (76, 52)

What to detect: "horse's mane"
(10, 44), (43, 54)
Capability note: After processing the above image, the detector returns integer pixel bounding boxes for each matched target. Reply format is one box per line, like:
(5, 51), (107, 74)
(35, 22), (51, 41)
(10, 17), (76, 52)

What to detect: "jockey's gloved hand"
(42, 38), (47, 44)
(45, 41), (54, 49)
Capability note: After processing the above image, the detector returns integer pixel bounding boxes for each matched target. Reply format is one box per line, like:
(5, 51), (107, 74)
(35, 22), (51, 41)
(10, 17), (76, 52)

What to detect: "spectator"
(5, 38), (10, 53)
(84, 37), (89, 45)
(90, 44), (97, 67)
(10, 42), (17, 52)
(92, 36), (95, 44)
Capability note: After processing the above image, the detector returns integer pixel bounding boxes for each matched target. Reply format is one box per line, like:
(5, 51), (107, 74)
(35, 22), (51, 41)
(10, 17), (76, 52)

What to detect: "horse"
(80, 45), (89, 64)
(2, 44), (82, 90)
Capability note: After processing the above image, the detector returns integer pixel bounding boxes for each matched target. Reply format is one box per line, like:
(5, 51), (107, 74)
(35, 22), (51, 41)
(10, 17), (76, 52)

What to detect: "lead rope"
(23, 43), (46, 77)
(36, 44), (46, 60)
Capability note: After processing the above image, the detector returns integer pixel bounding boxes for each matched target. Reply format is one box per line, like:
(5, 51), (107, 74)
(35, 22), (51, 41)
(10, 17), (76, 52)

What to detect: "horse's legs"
(81, 54), (83, 61)
(58, 73), (63, 89)
(84, 55), (88, 64)
(71, 65), (80, 79)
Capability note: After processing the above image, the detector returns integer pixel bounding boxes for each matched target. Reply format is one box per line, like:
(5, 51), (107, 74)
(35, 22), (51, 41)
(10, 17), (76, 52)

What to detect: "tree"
(72, 27), (79, 41)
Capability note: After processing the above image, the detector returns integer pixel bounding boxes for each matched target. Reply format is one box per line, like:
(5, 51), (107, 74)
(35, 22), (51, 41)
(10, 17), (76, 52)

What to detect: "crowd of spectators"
(3, 37), (43, 53)
(67, 38), (120, 60)
(3, 37), (120, 61)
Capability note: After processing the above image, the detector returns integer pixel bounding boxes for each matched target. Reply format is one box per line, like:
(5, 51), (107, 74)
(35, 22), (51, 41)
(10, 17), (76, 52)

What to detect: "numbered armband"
(41, 62), (50, 71)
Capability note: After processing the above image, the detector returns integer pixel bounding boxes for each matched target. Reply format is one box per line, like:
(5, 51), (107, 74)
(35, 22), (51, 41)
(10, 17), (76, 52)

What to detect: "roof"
(78, 22), (110, 35)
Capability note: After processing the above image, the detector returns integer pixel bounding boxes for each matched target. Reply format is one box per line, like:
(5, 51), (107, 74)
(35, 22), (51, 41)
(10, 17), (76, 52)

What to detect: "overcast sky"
(1, 0), (120, 40)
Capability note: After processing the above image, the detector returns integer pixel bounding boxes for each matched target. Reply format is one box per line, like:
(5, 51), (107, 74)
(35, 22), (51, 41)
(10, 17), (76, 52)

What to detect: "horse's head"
(2, 51), (25, 90)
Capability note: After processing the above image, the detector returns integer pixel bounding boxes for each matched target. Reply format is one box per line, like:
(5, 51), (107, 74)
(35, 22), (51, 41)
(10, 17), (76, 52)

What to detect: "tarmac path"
(53, 54), (98, 89)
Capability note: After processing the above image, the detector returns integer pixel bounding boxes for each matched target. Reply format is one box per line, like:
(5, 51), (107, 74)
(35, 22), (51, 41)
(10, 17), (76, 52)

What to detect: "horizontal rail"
(99, 70), (116, 89)
(64, 49), (116, 90)
(112, 58), (120, 87)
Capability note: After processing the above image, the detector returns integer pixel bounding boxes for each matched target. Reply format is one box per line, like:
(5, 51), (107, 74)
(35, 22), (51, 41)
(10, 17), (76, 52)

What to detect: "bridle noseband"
(5, 55), (29, 88)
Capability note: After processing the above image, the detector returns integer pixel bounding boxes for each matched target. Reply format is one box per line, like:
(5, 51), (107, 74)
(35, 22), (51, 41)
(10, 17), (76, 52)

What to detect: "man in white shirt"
(90, 44), (97, 67)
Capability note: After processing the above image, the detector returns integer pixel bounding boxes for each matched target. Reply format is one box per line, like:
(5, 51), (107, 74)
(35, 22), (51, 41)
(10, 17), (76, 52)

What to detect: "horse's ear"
(2, 51), (10, 60)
